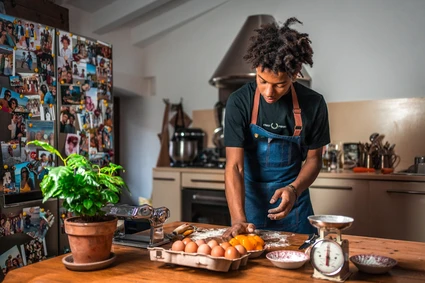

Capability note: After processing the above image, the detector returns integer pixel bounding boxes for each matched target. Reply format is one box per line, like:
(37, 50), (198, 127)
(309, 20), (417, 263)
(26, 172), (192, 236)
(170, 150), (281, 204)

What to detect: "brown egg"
(234, 244), (247, 256)
(207, 239), (219, 249)
(195, 239), (206, 246)
(184, 241), (198, 253)
(182, 237), (192, 245)
(220, 242), (231, 250)
(210, 245), (225, 257)
(197, 244), (212, 255)
(171, 240), (185, 252)
(224, 246), (241, 259)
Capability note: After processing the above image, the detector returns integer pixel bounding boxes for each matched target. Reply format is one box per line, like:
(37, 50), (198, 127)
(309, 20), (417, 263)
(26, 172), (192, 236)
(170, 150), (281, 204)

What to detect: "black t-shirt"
(224, 81), (330, 153)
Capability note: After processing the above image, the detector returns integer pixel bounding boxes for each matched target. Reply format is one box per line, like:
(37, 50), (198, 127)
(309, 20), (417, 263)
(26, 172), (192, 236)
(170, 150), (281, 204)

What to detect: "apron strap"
(251, 83), (303, 137)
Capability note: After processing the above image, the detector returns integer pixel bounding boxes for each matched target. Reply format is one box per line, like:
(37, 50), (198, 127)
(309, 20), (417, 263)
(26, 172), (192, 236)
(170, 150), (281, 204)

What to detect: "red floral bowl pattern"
(350, 254), (397, 274)
(266, 250), (309, 269)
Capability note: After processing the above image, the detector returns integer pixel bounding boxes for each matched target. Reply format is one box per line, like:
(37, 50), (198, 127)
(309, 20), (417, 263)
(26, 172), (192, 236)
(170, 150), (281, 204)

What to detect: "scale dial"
(311, 239), (345, 276)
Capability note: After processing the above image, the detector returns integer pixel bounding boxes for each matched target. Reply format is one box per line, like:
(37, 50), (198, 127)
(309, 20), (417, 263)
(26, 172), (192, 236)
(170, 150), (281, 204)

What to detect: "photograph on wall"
(77, 111), (92, 131)
(0, 87), (29, 113)
(72, 35), (88, 63)
(14, 162), (35, 193)
(102, 125), (113, 150)
(96, 41), (112, 60)
(72, 61), (86, 82)
(84, 87), (97, 112)
(25, 120), (54, 145)
(16, 73), (39, 95)
(64, 133), (80, 156)
(86, 63), (96, 83)
(15, 50), (36, 73)
(1, 169), (16, 194)
(86, 41), (97, 65)
(1, 142), (21, 167)
(96, 56), (110, 82)
(0, 45), (15, 76)
(58, 66), (72, 84)
(8, 113), (26, 141)
(57, 30), (72, 71)
(37, 53), (54, 77)
(0, 14), (18, 48)
(13, 19), (42, 51)
(97, 82), (110, 102)
(0, 245), (24, 276)
(40, 104), (55, 121)
(61, 84), (81, 105)
(59, 106), (79, 134)
(39, 82), (55, 105)
(9, 75), (22, 87)
(39, 26), (54, 54)
(78, 130), (89, 158)
(25, 95), (40, 118)
(23, 238), (47, 265)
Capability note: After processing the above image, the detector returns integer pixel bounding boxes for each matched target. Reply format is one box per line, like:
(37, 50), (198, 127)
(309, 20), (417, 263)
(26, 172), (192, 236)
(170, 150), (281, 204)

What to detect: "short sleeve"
(224, 94), (248, 148)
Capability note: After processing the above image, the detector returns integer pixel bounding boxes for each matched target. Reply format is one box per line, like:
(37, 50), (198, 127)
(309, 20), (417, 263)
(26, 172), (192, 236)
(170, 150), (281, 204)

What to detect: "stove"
(170, 148), (225, 169)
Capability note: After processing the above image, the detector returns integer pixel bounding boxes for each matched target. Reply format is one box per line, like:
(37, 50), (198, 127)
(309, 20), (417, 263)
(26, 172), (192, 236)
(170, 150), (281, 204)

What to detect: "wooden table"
(4, 222), (425, 283)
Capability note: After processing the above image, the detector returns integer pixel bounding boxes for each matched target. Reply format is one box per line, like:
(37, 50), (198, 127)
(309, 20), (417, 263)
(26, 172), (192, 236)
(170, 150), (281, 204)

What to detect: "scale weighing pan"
(308, 215), (354, 230)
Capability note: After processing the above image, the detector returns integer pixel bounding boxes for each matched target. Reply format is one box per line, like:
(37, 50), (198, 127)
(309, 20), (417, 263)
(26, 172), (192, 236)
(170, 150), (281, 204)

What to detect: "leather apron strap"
(250, 84), (303, 136)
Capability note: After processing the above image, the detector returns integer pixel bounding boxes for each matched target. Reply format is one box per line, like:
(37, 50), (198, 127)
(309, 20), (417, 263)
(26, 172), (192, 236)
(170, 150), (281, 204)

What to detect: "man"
(223, 18), (330, 238)
(0, 89), (11, 111)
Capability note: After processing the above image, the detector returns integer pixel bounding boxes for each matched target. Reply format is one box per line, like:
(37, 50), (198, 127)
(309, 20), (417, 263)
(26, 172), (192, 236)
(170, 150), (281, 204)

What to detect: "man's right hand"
(222, 222), (256, 241)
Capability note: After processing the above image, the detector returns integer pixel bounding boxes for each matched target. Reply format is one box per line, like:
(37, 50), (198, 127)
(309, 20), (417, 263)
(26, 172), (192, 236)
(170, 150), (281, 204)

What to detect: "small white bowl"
(350, 254), (397, 274)
(266, 250), (310, 269)
(248, 248), (265, 259)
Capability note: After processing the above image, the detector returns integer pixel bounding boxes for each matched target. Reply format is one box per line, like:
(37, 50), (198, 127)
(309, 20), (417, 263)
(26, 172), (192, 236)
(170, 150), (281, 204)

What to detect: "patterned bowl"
(350, 254), (397, 274)
(266, 250), (310, 269)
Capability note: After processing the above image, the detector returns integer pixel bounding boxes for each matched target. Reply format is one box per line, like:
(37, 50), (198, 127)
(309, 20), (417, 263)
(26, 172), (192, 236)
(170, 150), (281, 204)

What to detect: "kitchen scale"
(308, 215), (354, 282)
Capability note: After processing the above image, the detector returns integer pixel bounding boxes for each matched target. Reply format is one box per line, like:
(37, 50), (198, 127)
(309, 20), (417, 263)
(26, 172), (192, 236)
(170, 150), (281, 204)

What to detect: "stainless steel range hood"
(209, 14), (311, 88)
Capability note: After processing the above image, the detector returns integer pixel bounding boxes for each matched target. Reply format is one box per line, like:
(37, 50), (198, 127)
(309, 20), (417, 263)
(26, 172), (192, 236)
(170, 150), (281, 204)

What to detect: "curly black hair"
(243, 17), (313, 77)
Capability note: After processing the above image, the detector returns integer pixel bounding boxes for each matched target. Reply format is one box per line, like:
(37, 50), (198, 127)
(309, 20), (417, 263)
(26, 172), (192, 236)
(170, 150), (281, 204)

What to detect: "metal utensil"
(299, 234), (318, 250)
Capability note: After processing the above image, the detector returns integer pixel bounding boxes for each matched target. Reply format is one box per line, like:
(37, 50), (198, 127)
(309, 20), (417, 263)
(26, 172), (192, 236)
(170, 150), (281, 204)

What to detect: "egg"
(195, 239), (206, 246)
(184, 241), (198, 253)
(210, 245), (225, 257)
(182, 237), (192, 245)
(171, 240), (185, 252)
(234, 244), (247, 256)
(224, 246), (241, 259)
(197, 244), (212, 255)
(220, 242), (232, 250)
(207, 239), (219, 249)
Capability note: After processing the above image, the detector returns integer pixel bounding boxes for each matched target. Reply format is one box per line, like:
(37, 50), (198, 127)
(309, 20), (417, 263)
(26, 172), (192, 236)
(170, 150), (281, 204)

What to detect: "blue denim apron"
(244, 84), (315, 234)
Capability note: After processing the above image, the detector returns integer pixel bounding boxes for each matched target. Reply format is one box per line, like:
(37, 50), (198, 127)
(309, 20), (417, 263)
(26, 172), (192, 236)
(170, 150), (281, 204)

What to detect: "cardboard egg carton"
(148, 247), (249, 272)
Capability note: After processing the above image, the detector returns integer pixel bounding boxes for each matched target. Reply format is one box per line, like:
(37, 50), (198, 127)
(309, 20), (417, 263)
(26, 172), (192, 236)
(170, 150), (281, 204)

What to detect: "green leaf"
(27, 140), (64, 162)
(83, 199), (93, 210)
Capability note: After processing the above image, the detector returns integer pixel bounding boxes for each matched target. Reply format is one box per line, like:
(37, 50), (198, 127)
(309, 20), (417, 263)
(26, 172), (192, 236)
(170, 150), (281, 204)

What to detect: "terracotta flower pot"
(64, 216), (117, 264)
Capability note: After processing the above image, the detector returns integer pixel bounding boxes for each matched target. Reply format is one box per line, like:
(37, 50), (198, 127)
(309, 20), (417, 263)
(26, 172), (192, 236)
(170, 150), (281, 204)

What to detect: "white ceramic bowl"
(266, 250), (310, 269)
(350, 254), (397, 274)
(248, 248), (265, 259)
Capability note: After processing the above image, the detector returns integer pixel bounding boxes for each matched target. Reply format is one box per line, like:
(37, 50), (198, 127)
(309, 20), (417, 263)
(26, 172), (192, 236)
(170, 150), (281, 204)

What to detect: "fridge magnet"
(85, 87), (97, 112)
(64, 133), (80, 156)
(86, 63), (96, 82)
(9, 75), (22, 87)
(16, 73), (39, 95)
(72, 61), (86, 82)
(15, 49), (36, 73)
(0, 45), (15, 76)
(25, 95), (40, 118)
(8, 113), (26, 141)
(1, 169), (16, 194)
(0, 87), (29, 113)
(61, 84), (81, 105)
(0, 245), (23, 276)
(14, 162), (35, 193)
(59, 106), (78, 134)
(25, 120), (54, 145)
(40, 104), (55, 121)
(0, 14), (17, 48)
(72, 35), (88, 63)
(1, 142), (21, 167)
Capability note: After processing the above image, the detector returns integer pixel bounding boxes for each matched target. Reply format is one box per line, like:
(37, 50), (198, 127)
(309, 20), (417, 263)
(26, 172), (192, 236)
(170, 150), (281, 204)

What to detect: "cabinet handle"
(190, 179), (225, 184)
(153, 177), (175, 182)
(386, 190), (425, 195)
(193, 194), (227, 203)
(310, 185), (353, 190)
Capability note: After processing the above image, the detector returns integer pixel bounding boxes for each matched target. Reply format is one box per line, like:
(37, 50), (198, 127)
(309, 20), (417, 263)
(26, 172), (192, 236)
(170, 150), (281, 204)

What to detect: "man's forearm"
(290, 150), (323, 196)
(225, 164), (246, 224)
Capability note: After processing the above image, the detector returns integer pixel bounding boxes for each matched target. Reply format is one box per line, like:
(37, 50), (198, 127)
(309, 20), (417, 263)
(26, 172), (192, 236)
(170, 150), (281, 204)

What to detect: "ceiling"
(56, 0), (229, 47)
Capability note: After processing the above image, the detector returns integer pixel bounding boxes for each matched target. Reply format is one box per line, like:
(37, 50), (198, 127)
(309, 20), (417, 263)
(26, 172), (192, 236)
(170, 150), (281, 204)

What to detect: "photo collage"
(0, 205), (53, 276)
(0, 14), (56, 195)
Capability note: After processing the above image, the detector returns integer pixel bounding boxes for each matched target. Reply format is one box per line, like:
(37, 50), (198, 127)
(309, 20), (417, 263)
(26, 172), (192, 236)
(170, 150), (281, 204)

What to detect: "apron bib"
(244, 84), (316, 234)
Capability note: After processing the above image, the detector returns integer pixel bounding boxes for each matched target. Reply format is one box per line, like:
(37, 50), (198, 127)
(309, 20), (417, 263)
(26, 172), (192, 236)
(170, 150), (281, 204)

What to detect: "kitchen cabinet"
(369, 181), (425, 242)
(181, 172), (225, 190)
(152, 170), (181, 222)
(309, 178), (370, 236)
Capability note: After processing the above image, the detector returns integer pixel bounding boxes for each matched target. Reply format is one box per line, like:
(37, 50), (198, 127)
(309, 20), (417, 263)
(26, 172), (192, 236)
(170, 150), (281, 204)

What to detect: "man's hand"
(267, 186), (297, 220)
(222, 222), (256, 241)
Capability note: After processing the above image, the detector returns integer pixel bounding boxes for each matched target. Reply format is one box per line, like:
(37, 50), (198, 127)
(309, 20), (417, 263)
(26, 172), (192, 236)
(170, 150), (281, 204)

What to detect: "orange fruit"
(239, 237), (255, 251)
(253, 235), (265, 247)
(247, 236), (258, 248)
(229, 238), (240, 247)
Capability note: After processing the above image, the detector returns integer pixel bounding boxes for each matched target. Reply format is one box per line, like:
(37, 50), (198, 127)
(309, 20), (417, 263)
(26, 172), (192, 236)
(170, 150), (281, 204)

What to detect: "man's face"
(255, 67), (294, 104)
(42, 155), (47, 161)
(62, 40), (69, 49)
(62, 114), (68, 123)
(5, 91), (11, 99)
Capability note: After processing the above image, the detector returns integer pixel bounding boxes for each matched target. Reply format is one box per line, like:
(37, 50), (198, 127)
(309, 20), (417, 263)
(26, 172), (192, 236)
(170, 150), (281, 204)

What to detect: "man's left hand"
(267, 186), (297, 220)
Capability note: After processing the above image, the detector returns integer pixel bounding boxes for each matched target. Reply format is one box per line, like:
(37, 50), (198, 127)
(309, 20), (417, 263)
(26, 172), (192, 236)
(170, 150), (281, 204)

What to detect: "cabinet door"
(369, 181), (425, 242)
(152, 171), (181, 222)
(182, 173), (225, 190)
(310, 178), (369, 236)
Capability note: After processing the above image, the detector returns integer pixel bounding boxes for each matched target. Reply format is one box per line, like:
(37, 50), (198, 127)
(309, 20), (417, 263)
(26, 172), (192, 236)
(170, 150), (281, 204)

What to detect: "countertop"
(154, 167), (425, 182)
(4, 222), (425, 283)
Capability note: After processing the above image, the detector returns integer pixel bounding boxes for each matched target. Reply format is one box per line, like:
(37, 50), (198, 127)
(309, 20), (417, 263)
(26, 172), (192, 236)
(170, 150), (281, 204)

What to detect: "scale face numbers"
(311, 239), (345, 276)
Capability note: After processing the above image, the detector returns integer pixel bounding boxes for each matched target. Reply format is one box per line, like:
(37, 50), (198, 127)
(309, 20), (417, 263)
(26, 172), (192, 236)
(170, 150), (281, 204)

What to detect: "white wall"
(67, 0), (425, 205)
